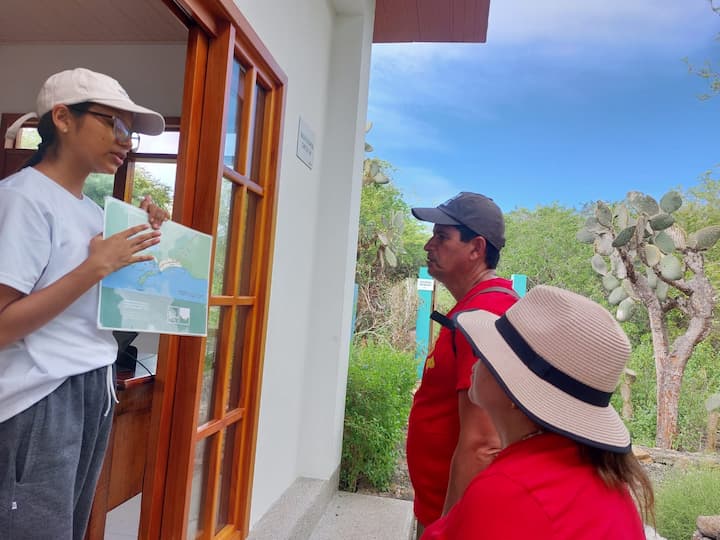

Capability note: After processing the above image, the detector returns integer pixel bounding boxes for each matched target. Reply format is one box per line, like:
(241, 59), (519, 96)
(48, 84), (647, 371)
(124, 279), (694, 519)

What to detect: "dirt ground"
(356, 438), (719, 502)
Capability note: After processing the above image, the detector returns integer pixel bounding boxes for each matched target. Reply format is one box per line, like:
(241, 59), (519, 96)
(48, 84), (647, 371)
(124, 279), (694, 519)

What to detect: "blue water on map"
(102, 262), (208, 304)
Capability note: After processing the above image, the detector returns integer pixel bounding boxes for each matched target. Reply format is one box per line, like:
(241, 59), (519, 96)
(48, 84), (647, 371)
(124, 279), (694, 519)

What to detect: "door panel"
(147, 2), (287, 536)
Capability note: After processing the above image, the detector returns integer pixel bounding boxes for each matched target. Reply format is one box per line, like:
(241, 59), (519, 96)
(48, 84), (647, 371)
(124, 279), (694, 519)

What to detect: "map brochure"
(98, 197), (213, 336)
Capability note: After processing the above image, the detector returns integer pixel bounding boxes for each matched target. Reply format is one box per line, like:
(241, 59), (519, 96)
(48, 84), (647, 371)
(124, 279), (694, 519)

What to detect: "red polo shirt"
(422, 433), (646, 539)
(406, 278), (518, 526)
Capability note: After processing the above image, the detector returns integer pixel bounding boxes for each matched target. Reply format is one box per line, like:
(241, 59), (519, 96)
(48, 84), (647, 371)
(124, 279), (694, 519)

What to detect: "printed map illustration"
(98, 197), (212, 336)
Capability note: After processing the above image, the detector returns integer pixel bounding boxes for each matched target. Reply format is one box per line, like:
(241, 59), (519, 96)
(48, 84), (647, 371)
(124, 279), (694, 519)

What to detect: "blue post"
(415, 267), (434, 378)
(511, 274), (527, 297)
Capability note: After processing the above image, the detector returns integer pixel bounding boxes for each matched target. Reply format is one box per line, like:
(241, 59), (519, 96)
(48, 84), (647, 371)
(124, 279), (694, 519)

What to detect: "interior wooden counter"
(85, 356), (157, 540)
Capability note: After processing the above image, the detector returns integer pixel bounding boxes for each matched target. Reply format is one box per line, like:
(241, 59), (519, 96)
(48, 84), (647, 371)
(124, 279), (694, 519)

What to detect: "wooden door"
(140, 2), (286, 538)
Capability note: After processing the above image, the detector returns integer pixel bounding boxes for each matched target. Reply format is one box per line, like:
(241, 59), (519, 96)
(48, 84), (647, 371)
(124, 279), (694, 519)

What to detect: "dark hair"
(455, 224), (501, 269)
(23, 102), (93, 168)
(578, 445), (655, 526)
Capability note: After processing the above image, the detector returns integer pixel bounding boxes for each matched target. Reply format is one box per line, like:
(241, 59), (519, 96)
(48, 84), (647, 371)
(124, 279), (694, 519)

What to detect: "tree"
(356, 163), (426, 283)
(130, 166), (172, 211)
(685, 1), (720, 100)
(500, 204), (599, 298)
(676, 172), (720, 304)
(577, 191), (719, 448)
(82, 166), (172, 212)
(357, 158), (405, 276)
(354, 155), (426, 348)
(82, 173), (115, 207)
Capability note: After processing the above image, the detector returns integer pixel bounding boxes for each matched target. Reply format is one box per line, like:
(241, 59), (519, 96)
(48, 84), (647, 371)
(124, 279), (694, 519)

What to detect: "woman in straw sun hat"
(421, 285), (653, 540)
(0, 68), (168, 539)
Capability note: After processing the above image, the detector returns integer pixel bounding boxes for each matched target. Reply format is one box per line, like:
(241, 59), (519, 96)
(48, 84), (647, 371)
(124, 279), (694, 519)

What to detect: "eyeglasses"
(85, 110), (141, 151)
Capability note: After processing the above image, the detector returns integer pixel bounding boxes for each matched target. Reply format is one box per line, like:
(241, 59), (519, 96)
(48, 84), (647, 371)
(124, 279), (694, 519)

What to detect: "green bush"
(655, 466), (720, 540)
(340, 341), (418, 491)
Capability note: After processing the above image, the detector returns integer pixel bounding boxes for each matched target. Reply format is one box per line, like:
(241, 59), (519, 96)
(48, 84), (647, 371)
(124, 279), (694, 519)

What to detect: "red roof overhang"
(373, 0), (491, 43)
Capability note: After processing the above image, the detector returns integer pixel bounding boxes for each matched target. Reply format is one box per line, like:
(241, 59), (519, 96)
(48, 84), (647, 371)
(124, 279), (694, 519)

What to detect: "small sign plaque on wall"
(296, 116), (315, 169)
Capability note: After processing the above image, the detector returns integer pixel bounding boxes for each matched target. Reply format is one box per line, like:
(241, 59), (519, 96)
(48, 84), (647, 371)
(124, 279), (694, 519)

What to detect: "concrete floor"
(104, 495), (141, 539)
(310, 492), (414, 540)
(103, 490), (414, 540)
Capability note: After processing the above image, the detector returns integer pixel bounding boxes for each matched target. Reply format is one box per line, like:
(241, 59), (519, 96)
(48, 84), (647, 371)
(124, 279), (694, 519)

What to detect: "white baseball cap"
(5, 67), (164, 147)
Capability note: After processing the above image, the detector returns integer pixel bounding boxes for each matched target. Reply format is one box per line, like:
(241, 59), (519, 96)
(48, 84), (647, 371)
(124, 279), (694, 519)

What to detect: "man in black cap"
(406, 192), (519, 537)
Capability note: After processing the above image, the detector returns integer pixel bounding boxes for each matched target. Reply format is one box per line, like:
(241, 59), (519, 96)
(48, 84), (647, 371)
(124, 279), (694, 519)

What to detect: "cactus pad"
(649, 213), (675, 231)
(612, 226), (635, 248)
(659, 191), (682, 213)
(616, 297), (635, 322)
(608, 285), (628, 305)
(659, 254), (683, 280)
(652, 230), (675, 254)
(688, 225), (720, 251)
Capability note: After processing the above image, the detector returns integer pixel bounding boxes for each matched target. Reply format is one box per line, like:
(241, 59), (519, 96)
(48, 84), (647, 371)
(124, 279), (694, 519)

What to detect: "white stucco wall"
(234, 0), (374, 527)
(0, 44), (186, 118)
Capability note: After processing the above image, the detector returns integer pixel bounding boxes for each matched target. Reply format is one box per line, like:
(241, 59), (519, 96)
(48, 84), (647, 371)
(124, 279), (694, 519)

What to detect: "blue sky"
(367, 0), (720, 214)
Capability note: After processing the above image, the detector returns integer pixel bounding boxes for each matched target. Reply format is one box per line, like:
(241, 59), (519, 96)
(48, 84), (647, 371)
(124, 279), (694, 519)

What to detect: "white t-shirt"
(0, 167), (117, 422)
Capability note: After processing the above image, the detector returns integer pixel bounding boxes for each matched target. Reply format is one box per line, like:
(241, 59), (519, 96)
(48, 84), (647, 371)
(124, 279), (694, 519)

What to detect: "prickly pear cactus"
(363, 158), (390, 185)
(360, 124), (400, 268)
(362, 123), (389, 186)
(576, 190), (719, 321)
(578, 189), (718, 449)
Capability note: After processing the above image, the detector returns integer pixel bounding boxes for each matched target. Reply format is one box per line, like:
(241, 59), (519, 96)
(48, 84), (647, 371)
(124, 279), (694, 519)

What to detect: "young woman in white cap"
(421, 285), (654, 540)
(0, 68), (168, 539)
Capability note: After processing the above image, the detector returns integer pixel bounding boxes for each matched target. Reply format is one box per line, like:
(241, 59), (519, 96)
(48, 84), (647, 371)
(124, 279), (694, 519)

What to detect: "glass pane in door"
(247, 84), (266, 182)
(214, 423), (238, 534)
(223, 60), (245, 169)
(211, 178), (235, 296)
(226, 306), (250, 411)
(198, 306), (225, 425)
(186, 436), (213, 539)
(238, 191), (259, 296)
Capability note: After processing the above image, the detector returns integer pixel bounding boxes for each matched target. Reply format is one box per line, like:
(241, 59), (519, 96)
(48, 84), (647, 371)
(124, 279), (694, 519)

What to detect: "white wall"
(234, 0), (374, 527)
(0, 44), (186, 120)
(297, 7), (374, 479)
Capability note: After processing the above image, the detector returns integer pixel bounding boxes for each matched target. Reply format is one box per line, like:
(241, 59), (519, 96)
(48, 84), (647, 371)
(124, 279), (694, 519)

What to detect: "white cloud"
(370, 44), (502, 122)
(393, 166), (461, 208)
(371, 1), (717, 66)
(370, 44), (459, 102)
(488, 0), (716, 50)
(367, 99), (452, 153)
(371, 42), (478, 73)
(370, 1), (720, 127)
(368, 1), (720, 202)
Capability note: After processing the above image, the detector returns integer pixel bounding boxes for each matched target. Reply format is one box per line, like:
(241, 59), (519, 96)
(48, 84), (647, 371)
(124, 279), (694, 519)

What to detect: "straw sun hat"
(455, 285), (632, 453)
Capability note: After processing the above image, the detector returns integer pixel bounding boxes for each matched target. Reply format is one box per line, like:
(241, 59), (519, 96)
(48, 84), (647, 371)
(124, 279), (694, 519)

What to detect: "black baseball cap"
(411, 192), (506, 249)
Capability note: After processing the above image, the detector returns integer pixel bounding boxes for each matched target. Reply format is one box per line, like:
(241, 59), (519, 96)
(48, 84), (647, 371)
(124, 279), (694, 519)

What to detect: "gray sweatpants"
(0, 366), (114, 540)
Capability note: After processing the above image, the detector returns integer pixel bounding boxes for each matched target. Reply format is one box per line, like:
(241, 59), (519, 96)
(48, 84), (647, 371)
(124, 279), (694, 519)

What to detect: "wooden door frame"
(141, 1), (286, 538)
